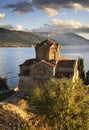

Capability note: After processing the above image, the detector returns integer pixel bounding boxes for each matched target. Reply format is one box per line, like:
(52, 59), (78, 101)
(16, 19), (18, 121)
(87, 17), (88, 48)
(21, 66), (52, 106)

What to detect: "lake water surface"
(0, 46), (89, 89)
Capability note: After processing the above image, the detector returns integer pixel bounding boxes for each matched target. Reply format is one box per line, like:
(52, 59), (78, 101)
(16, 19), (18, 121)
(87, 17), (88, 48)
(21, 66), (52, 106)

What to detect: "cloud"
(71, 3), (89, 12)
(4, 1), (34, 14)
(13, 25), (23, 31)
(32, 18), (89, 34)
(0, 24), (13, 30)
(0, 23), (30, 32)
(51, 18), (82, 29)
(3, 0), (89, 15)
(31, 0), (89, 12)
(0, 13), (5, 19)
(43, 7), (58, 16)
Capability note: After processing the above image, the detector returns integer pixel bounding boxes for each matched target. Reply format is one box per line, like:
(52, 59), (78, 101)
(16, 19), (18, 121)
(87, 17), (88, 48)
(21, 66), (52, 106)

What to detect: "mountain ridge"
(0, 28), (45, 47)
(0, 28), (89, 47)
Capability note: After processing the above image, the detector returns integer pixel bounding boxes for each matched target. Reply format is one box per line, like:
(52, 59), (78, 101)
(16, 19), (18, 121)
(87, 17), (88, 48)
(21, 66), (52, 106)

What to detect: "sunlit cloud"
(32, 18), (89, 34)
(72, 3), (89, 12)
(51, 18), (82, 29)
(3, 0), (89, 15)
(0, 24), (30, 32)
(13, 25), (23, 31)
(44, 7), (58, 16)
(0, 13), (5, 19)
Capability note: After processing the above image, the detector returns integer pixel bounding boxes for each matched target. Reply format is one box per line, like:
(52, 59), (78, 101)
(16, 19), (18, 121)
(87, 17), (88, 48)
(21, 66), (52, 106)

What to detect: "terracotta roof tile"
(57, 60), (76, 68)
(36, 39), (60, 48)
(20, 58), (39, 66)
(41, 60), (56, 67)
(55, 71), (74, 78)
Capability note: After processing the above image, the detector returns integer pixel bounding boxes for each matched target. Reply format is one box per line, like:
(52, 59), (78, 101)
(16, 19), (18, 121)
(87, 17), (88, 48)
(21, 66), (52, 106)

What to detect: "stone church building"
(19, 39), (78, 93)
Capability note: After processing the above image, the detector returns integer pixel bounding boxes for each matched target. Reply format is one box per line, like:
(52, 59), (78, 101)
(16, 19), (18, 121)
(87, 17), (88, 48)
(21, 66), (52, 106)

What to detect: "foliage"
(0, 28), (45, 47)
(78, 58), (85, 82)
(85, 70), (89, 85)
(29, 78), (89, 130)
(0, 77), (9, 91)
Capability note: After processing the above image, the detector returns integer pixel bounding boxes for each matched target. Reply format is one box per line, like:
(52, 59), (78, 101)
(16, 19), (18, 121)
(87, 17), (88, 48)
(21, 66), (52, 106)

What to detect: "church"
(19, 39), (78, 93)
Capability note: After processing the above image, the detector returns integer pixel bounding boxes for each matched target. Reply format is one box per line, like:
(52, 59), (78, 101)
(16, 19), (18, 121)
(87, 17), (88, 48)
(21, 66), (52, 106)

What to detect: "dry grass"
(0, 102), (52, 130)
(0, 102), (29, 130)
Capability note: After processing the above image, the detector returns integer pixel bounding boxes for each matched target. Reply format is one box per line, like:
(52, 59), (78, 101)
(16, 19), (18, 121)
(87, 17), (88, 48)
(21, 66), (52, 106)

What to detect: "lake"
(0, 46), (89, 89)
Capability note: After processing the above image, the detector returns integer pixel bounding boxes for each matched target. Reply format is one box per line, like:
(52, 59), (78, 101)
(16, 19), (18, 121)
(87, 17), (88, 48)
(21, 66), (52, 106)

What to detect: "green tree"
(29, 78), (89, 130)
(78, 58), (85, 82)
(0, 78), (9, 91)
(85, 70), (89, 85)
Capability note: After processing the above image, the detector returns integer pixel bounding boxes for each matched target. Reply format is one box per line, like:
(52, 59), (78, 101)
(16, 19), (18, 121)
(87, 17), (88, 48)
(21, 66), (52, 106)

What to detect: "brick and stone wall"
(19, 39), (78, 94)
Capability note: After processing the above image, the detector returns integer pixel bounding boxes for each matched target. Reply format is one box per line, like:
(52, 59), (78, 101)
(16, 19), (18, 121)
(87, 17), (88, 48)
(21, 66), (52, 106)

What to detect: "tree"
(0, 78), (9, 91)
(78, 58), (85, 82)
(29, 78), (89, 130)
(85, 70), (89, 85)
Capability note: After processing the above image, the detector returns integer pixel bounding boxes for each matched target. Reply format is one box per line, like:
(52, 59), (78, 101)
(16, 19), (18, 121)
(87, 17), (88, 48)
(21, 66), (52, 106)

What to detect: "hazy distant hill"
(0, 28), (89, 47)
(39, 32), (89, 46)
(51, 33), (89, 46)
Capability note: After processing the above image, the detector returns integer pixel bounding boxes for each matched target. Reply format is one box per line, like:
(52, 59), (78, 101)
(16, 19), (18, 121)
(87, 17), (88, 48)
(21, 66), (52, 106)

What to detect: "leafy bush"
(29, 78), (89, 130)
(0, 77), (9, 91)
(85, 70), (89, 85)
(78, 58), (85, 82)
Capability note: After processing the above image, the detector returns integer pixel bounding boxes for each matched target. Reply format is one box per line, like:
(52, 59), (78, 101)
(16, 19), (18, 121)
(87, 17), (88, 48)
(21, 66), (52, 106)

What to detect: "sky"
(0, 0), (89, 39)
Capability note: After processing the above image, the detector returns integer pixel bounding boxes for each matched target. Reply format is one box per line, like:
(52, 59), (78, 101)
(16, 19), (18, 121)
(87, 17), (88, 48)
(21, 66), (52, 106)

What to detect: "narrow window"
(52, 52), (56, 59)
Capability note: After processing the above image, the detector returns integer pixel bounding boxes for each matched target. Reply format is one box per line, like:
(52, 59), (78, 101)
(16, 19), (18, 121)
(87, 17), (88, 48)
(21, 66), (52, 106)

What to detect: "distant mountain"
(0, 28), (45, 47)
(0, 28), (89, 47)
(39, 32), (89, 46)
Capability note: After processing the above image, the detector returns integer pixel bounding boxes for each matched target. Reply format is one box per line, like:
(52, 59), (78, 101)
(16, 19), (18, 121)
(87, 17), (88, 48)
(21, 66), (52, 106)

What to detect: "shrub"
(29, 78), (89, 130)
(78, 58), (85, 82)
(0, 77), (9, 91)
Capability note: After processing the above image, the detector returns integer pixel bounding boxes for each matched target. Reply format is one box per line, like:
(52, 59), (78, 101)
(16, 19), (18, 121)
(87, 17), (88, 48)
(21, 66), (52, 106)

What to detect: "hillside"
(0, 102), (49, 130)
(40, 32), (89, 46)
(54, 33), (89, 46)
(0, 28), (89, 47)
(0, 28), (45, 47)
(0, 102), (28, 130)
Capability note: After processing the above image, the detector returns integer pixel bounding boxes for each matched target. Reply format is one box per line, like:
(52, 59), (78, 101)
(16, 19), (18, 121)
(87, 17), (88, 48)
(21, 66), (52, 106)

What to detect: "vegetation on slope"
(28, 78), (89, 130)
(0, 78), (15, 101)
(0, 103), (29, 130)
(0, 28), (45, 47)
(78, 57), (89, 85)
(0, 78), (89, 130)
(0, 77), (9, 91)
(0, 28), (89, 47)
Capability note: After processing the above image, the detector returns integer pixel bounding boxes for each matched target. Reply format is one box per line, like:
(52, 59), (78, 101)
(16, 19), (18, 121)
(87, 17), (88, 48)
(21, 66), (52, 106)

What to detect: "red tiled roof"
(36, 39), (60, 49)
(19, 58), (39, 66)
(55, 71), (74, 78)
(57, 60), (76, 68)
(41, 60), (56, 67)
(19, 58), (56, 67)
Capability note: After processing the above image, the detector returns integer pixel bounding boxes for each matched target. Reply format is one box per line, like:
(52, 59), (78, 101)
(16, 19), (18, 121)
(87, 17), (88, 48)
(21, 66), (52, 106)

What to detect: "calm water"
(0, 46), (89, 89)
